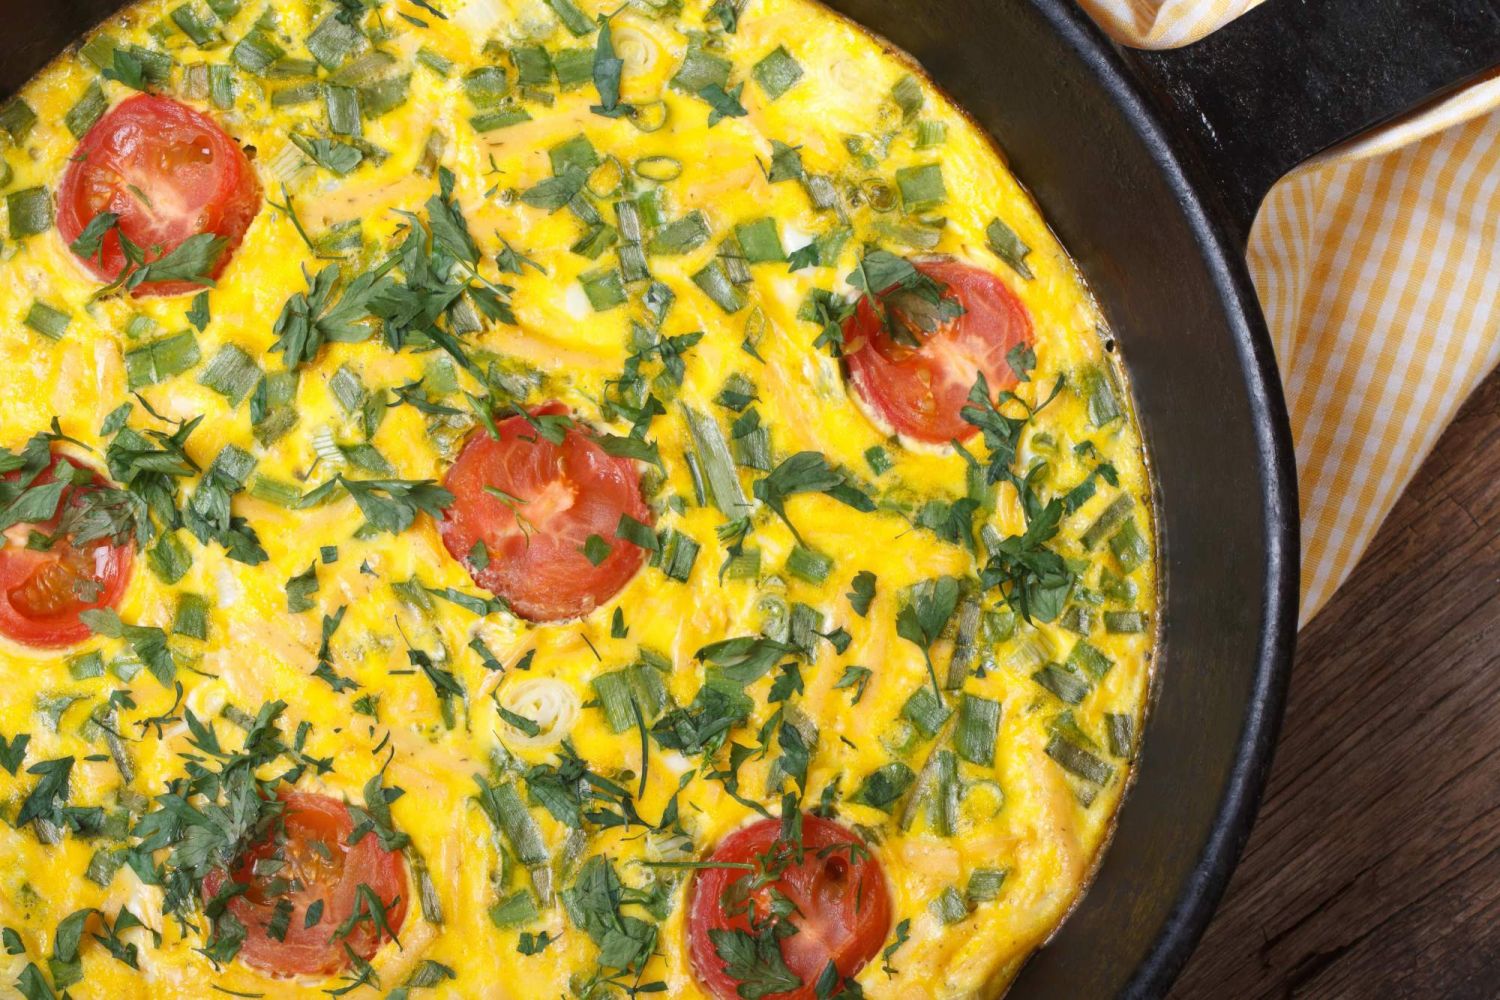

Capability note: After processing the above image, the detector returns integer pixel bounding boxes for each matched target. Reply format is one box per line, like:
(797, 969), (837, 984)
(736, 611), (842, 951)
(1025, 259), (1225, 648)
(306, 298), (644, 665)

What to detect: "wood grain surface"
(1169, 366), (1500, 999)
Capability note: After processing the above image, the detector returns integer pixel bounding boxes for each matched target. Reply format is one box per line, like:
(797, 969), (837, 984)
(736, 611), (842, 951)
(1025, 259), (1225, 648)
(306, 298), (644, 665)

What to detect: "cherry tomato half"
(437, 403), (654, 623)
(688, 815), (893, 1000)
(843, 258), (1034, 444)
(0, 453), (134, 649)
(56, 94), (262, 297)
(202, 792), (409, 978)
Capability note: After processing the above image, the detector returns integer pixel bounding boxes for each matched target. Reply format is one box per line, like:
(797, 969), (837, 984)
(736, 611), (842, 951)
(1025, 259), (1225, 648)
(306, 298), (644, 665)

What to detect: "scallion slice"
(1107, 712), (1135, 758)
(65, 82), (107, 139)
(579, 268), (627, 311)
(683, 406), (749, 517)
(8, 187), (53, 239)
(785, 545), (832, 585)
(966, 867), (1007, 903)
(752, 45), (803, 100)
(954, 693), (1000, 766)
(900, 686), (951, 739)
(895, 163), (946, 212)
(24, 302), (69, 341)
(1080, 494), (1133, 550)
(1103, 610), (1148, 634)
(1045, 732), (1115, 786)
(656, 527), (700, 582)
(635, 155), (684, 183)
(852, 761), (915, 812)
(647, 210), (709, 253)
(692, 259), (746, 313)
(1031, 662), (1090, 705)
(173, 592), (211, 640)
(930, 886), (970, 925)
(734, 218), (785, 263)
(325, 85), (362, 135)
(125, 332), (201, 389)
(198, 343), (262, 406)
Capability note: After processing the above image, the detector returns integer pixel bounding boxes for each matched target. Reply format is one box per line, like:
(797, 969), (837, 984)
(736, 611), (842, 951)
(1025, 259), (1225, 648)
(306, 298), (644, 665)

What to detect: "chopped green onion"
(579, 268), (627, 311)
(480, 780), (548, 868)
(173, 593), (211, 640)
(986, 217), (1033, 279)
(68, 651), (104, 681)
(148, 530), (193, 584)
(125, 332), (201, 389)
(891, 73), (923, 119)
(7, 187), (52, 239)
(0, 99), (37, 142)
(752, 45), (803, 100)
(552, 48), (593, 88)
(329, 363), (368, 414)
(864, 445), (892, 475)
(895, 163), (946, 212)
(249, 475), (302, 507)
(306, 15), (364, 70)
(1080, 494), (1133, 549)
(268, 57), (318, 79)
(198, 344), (262, 406)
(1110, 518), (1148, 572)
(616, 513), (659, 552)
(1059, 604), (1095, 636)
(417, 47), (454, 77)
(914, 120), (948, 148)
(593, 670), (637, 733)
(232, 29), (285, 74)
(489, 890), (539, 929)
(671, 46), (731, 94)
(692, 259), (746, 313)
(1083, 365), (1122, 426)
(617, 242), (649, 283)
(65, 82), (107, 139)
(325, 85), (362, 135)
(24, 302), (70, 341)
(271, 81), (322, 107)
(1103, 610), (1148, 634)
(656, 527), (700, 582)
(682, 406), (749, 517)
(1045, 732), (1115, 786)
(470, 107), (532, 132)
(170, 4), (217, 46)
(549, 134), (599, 175)
(785, 545), (832, 585)
(734, 218), (784, 263)
(1100, 567), (1138, 605)
(464, 66), (510, 107)
(900, 686), (951, 739)
(629, 100), (669, 132)
(723, 549), (760, 580)
(511, 45), (553, 87)
(930, 886), (970, 925)
(729, 416), (770, 471)
(208, 64), (235, 109)
(1107, 713), (1135, 759)
(1066, 640), (1112, 680)
(955, 693), (1000, 766)
(1031, 662), (1090, 705)
(647, 211), (709, 254)
(545, 0), (593, 35)
(852, 762), (915, 812)
(966, 867), (1007, 903)
(635, 155), (684, 182)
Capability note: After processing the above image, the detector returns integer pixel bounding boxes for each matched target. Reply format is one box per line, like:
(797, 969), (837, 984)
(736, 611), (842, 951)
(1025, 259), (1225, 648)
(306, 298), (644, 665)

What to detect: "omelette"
(0, 0), (1156, 996)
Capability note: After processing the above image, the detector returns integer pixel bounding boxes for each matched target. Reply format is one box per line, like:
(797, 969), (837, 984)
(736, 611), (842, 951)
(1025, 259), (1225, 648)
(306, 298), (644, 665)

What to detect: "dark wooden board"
(1170, 366), (1500, 999)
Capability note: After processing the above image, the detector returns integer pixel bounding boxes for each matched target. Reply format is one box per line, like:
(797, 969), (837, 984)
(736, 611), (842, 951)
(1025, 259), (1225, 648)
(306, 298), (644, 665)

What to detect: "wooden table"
(1170, 366), (1500, 998)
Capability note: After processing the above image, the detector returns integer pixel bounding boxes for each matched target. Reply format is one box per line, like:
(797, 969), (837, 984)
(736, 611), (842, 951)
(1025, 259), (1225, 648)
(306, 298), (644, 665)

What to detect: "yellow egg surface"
(0, 0), (1156, 997)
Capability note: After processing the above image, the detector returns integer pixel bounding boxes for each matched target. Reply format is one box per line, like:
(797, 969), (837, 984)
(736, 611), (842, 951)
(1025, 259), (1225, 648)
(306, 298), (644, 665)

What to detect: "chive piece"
(232, 29), (285, 74)
(268, 56), (318, 79)
(482, 780), (549, 867)
(270, 81), (320, 108)
(914, 119), (948, 148)
(1031, 663), (1090, 705)
(329, 364), (368, 415)
(24, 302), (70, 341)
(579, 268), (626, 311)
(779, 544), (828, 585)
(617, 242), (649, 283)
(0, 99), (37, 142)
(1080, 494), (1133, 550)
(1110, 518), (1148, 572)
(852, 762), (915, 812)
(723, 550), (760, 580)
(85, 848), (126, 887)
(545, 0), (593, 35)
(930, 886), (970, 925)
(125, 332), (201, 389)
(8, 188), (52, 239)
(900, 686), (951, 739)
(208, 64), (235, 109)
(864, 445), (893, 476)
(1083, 365), (1122, 426)
(985, 217), (1034, 279)
(173, 593), (210, 640)
(715, 372), (756, 411)
(692, 260), (747, 313)
(1103, 610), (1148, 634)
(81, 35), (119, 71)
(657, 528), (700, 582)
(683, 407), (749, 517)
(1059, 604), (1095, 636)
(647, 211), (709, 254)
(198, 344), (262, 406)
(1045, 732), (1115, 786)
(489, 890), (539, 929)
(170, 5), (216, 46)
(752, 45), (803, 100)
(634, 187), (667, 229)
(593, 671), (637, 733)
(67, 651), (104, 680)
(734, 218), (785, 263)
(553, 47), (593, 88)
(417, 47), (454, 77)
(671, 46), (731, 94)
(207, 0), (239, 19)
(325, 86), (362, 136)
(1100, 567), (1138, 605)
(1107, 713), (1135, 759)
(895, 163), (946, 212)
(65, 82), (107, 138)
(731, 422), (770, 471)
(955, 693), (1000, 766)
(966, 868), (1007, 903)
(306, 15), (364, 70)
(634, 155), (683, 183)
(891, 73), (924, 119)
(512, 45), (552, 86)
(464, 66), (510, 107)
(1067, 640), (1112, 680)
(470, 107), (532, 132)
(148, 530), (193, 584)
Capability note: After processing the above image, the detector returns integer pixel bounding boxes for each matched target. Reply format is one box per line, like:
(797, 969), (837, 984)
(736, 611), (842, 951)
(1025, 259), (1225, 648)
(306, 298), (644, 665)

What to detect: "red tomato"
(202, 792), (409, 978)
(56, 94), (262, 297)
(843, 258), (1034, 444)
(688, 815), (893, 1000)
(0, 453), (133, 648)
(436, 403), (653, 622)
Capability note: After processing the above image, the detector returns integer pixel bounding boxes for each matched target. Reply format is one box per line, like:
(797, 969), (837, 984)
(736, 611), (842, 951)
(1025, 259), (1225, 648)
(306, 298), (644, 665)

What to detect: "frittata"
(0, 0), (1157, 996)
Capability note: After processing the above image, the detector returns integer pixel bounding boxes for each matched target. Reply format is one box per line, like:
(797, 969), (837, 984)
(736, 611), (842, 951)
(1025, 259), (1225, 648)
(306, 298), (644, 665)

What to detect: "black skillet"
(5, 0), (1499, 995)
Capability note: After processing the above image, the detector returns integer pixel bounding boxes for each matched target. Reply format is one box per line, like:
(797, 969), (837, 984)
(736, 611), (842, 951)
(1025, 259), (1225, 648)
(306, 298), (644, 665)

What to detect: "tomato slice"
(436, 403), (654, 622)
(0, 453), (134, 649)
(843, 258), (1034, 444)
(688, 815), (893, 1000)
(56, 94), (262, 297)
(202, 792), (409, 978)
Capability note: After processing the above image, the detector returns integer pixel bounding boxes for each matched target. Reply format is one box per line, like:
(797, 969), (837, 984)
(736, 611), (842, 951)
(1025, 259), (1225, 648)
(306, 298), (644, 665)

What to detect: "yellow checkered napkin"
(1080, 0), (1500, 624)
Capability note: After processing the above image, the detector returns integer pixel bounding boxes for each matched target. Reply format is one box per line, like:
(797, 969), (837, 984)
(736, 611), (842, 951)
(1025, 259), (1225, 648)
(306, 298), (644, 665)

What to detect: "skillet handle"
(1126, 0), (1500, 248)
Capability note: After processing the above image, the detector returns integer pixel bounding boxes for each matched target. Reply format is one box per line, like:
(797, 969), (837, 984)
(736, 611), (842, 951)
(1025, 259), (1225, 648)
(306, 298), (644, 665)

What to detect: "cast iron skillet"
(4, 0), (1499, 995)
